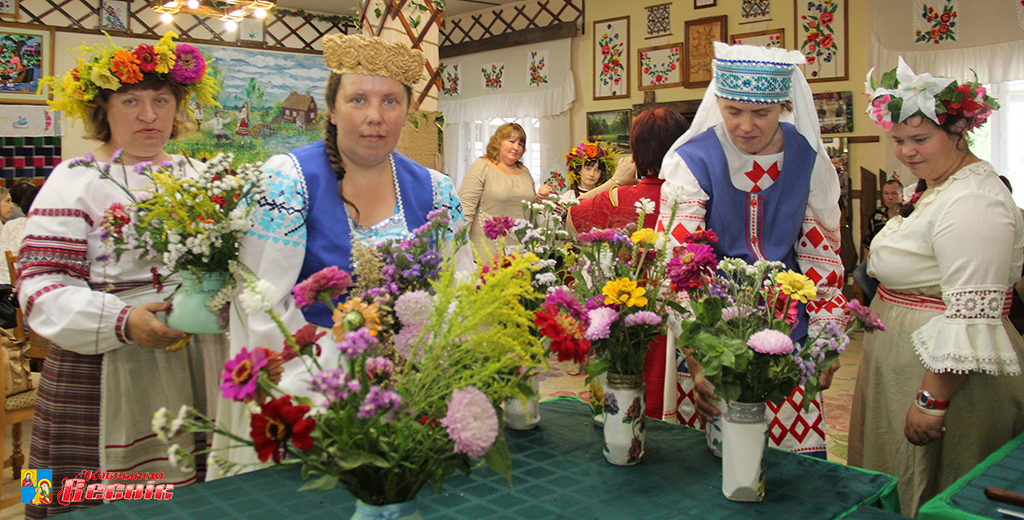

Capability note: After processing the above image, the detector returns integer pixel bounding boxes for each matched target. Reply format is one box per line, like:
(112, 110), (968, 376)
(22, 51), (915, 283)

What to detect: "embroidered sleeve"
(17, 177), (134, 354)
(657, 152), (709, 246)
(798, 154), (847, 336)
(914, 189), (1022, 375)
(430, 169), (465, 229)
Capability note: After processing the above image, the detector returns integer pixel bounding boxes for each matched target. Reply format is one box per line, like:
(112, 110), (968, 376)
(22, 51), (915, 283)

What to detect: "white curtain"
(439, 38), (575, 190)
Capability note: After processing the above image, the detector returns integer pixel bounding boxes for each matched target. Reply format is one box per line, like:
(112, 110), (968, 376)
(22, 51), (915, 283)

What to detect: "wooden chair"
(0, 251), (47, 509)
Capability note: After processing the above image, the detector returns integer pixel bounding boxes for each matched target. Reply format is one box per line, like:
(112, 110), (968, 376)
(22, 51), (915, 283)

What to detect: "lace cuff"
(913, 286), (1021, 375)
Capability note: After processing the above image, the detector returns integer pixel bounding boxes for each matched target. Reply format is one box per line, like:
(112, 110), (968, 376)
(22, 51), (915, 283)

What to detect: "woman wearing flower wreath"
(557, 140), (618, 203)
(459, 122), (552, 261)
(850, 58), (1024, 516)
(656, 43), (845, 456)
(22, 33), (219, 517)
(213, 33), (465, 475)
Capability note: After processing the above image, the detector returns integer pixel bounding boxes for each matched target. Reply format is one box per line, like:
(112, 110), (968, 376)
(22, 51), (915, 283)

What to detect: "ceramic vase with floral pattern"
(166, 270), (229, 334)
(589, 372), (607, 426)
(705, 394), (727, 458)
(504, 375), (540, 430)
(351, 499), (424, 520)
(721, 400), (768, 502)
(602, 372), (645, 465)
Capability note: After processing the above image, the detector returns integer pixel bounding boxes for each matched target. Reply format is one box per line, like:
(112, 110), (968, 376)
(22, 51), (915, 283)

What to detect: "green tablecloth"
(63, 398), (899, 519)
(918, 430), (1024, 520)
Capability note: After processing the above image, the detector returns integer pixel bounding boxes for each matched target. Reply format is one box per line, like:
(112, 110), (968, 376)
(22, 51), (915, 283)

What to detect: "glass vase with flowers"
(671, 238), (884, 501)
(153, 210), (547, 518)
(80, 151), (265, 334)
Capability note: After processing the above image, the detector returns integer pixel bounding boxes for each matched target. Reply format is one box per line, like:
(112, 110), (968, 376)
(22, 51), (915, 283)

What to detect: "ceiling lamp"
(151, 0), (275, 23)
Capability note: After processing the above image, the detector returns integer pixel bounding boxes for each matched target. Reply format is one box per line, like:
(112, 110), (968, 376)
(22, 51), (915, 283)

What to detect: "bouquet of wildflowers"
(671, 235), (884, 407)
(533, 199), (677, 376)
(482, 199), (576, 301)
(82, 151), (265, 275)
(154, 211), (548, 506)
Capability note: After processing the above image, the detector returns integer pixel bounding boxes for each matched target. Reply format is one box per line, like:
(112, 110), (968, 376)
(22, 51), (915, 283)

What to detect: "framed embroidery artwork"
(683, 15), (727, 88)
(593, 16), (629, 100)
(795, 0), (848, 82)
(741, 0), (770, 23)
(645, 3), (671, 38)
(694, 0), (716, 9)
(0, 23), (53, 105)
(441, 63), (460, 96)
(482, 63), (504, 90)
(0, 0), (17, 20)
(528, 50), (548, 87)
(98, 0), (129, 32)
(813, 91), (854, 134)
(638, 43), (682, 90)
(730, 28), (784, 49)
(238, 18), (265, 47)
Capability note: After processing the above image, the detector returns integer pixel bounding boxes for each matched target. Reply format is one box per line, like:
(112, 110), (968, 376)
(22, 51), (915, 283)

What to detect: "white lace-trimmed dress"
(211, 143), (463, 477)
(20, 157), (216, 518)
(848, 160), (1024, 516)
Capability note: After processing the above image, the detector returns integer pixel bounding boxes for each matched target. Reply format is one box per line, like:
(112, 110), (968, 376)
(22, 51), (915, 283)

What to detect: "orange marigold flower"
(585, 144), (599, 158)
(110, 49), (143, 84)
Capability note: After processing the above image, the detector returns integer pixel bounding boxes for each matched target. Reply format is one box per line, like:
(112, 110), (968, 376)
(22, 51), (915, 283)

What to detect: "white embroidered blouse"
(867, 160), (1024, 375)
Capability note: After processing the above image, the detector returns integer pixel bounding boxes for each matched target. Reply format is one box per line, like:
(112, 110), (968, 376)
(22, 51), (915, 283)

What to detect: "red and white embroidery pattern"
(744, 161), (781, 193)
(19, 234), (90, 281)
(114, 305), (133, 343)
(28, 208), (95, 228)
(25, 283), (66, 319)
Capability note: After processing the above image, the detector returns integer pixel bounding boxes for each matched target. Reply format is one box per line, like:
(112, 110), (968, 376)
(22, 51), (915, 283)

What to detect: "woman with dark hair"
(559, 140), (617, 203)
(568, 107), (689, 234)
(850, 58), (1024, 515)
(215, 33), (464, 474)
(459, 122), (550, 259)
(21, 33), (217, 517)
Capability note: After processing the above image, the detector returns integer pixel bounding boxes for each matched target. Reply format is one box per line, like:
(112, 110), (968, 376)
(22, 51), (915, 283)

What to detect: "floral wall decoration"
(528, 50), (548, 87)
(795, 0), (848, 82)
(646, 3), (671, 38)
(638, 43), (682, 90)
(482, 62), (504, 90)
(593, 16), (629, 100)
(441, 63), (460, 96)
(913, 0), (959, 45)
(731, 28), (783, 49)
(742, 0), (770, 23)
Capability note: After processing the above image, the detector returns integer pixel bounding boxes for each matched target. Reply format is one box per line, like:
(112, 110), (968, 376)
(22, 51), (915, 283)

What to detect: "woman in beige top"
(459, 122), (551, 260)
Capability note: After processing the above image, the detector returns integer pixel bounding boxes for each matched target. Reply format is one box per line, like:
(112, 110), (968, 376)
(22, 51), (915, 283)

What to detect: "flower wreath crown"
(864, 56), (998, 133)
(42, 32), (219, 124)
(564, 140), (620, 186)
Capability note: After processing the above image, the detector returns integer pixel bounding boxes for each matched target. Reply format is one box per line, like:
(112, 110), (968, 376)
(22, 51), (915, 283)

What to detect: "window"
(988, 79), (1024, 207)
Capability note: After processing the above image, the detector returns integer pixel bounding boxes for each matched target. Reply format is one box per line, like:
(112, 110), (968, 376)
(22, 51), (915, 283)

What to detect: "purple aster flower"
(133, 161), (153, 174)
(483, 216), (516, 239)
(358, 385), (403, 419)
(308, 368), (349, 406)
(624, 311), (661, 327)
(707, 282), (729, 299)
(365, 356), (394, 379)
(220, 347), (267, 401)
(545, 286), (586, 321)
(337, 327), (377, 359)
(576, 228), (629, 244)
(169, 44), (206, 84)
(441, 387), (499, 458)
(747, 329), (795, 355)
(585, 307), (619, 341)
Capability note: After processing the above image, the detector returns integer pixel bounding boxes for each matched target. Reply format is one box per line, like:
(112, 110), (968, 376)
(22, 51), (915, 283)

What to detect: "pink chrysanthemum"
(483, 216), (515, 239)
(169, 44), (206, 84)
(221, 347), (268, 401)
(441, 387), (498, 458)
(394, 290), (433, 326)
(667, 243), (717, 289)
(747, 329), (795, 355)
(624, 311), (661, 327)
(585, 306), (619, 341)
(292, 266), (352, 309)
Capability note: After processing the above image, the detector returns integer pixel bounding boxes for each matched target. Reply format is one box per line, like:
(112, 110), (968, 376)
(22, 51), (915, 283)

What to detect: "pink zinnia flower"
(624, 311), (661, 327)
(292, 266), (352, 309)
(221, 347), (268, 401)
(545, 286), (586, 321)
(483, 216), (515, 239)
(846, 300), (885, 332)
(667, 243), (717, 289)
(747, 329), (795, 355)
(169, 44), (206, 84)
(585, 306), (619, 340)
(441, 387), (498, 458)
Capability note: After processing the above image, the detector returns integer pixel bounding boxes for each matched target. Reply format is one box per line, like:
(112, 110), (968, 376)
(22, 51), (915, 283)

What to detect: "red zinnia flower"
(534, 304), (591, 364)
(250, 396), (316, 463)
(133, 45), (158, 73)
(285, 323), (326, 361)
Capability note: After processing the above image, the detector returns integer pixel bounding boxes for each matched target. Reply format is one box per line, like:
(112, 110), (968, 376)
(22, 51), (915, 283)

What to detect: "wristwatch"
(916, 390), (950, 410)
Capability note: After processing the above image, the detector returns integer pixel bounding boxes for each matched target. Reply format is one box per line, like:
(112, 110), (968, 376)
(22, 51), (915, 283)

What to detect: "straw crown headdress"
(322, 34), (425, 88)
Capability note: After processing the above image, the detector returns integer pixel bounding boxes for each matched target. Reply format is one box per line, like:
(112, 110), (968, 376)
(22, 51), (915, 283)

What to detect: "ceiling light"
(224, 19), (238, 31)
(160, 12), (173, 23)
(254, 8), (266, 18)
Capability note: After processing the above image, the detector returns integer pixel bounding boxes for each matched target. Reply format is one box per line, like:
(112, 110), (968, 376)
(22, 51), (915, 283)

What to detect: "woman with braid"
(212, 34), (463, 476)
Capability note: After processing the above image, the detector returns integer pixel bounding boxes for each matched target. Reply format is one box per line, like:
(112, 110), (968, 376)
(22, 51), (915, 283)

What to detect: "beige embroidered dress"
(459, 158), (536, 260)
(848, 160), (1024, 516)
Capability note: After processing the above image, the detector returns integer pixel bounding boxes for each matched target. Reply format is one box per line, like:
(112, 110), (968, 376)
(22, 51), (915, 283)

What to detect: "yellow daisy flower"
(775, 271), (817, 303)
(89, 61), (120, 91)
(631, 228), (658, 245)
(602, 278), (648, 307)
(332, 297), (382, 341)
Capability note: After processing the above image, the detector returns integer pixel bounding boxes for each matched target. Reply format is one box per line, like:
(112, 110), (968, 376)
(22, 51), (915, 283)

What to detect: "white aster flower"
(152, 407), (169, 440)
(238, 279), (275, 315)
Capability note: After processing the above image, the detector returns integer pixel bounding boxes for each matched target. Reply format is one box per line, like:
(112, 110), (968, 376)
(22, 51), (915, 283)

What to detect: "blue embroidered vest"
(292, 141), (434, 327)
(676, 123), (815, 341)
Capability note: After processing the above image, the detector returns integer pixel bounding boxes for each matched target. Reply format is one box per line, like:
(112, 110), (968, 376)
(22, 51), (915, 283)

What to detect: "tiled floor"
(0, 334), (864, 519)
